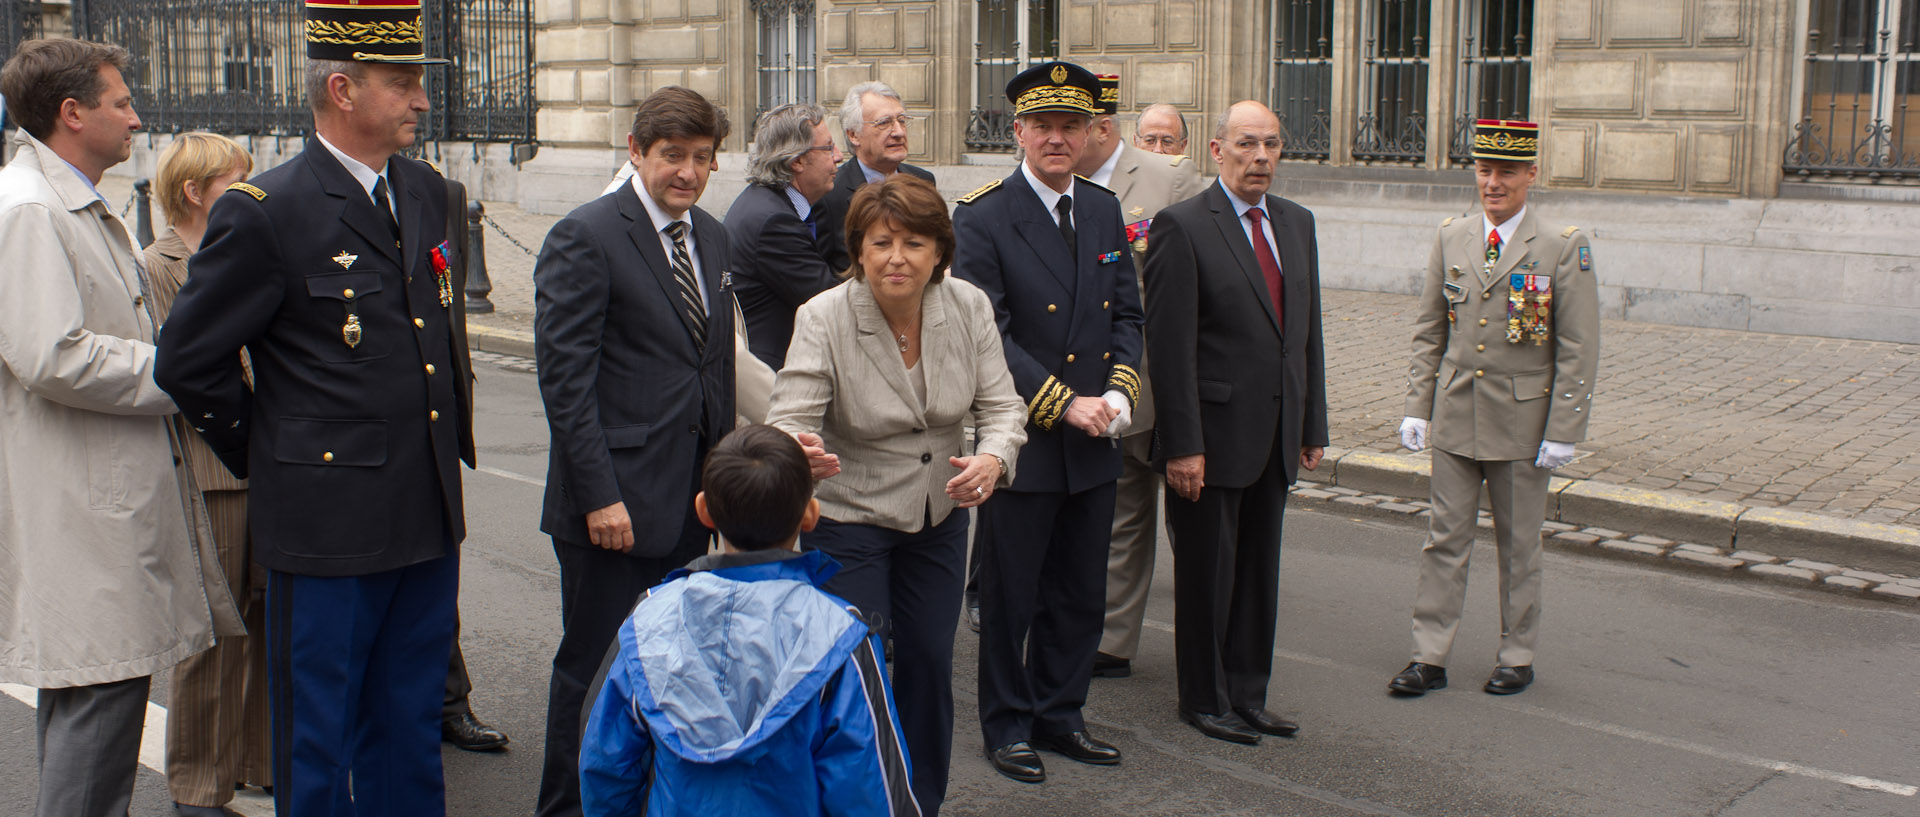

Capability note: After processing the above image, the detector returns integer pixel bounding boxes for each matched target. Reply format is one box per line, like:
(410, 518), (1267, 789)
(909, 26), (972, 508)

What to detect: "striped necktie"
(663, 221), (708, 348)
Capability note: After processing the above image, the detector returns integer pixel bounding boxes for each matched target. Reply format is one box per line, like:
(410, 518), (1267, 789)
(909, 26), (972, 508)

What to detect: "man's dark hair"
(630, 85), (731, 156)
(0, 39), (131, 141)
(702, 425), (813, 551)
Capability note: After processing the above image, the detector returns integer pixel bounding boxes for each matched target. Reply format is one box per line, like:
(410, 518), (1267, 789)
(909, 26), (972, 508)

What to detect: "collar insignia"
(332, 251), (358, 270)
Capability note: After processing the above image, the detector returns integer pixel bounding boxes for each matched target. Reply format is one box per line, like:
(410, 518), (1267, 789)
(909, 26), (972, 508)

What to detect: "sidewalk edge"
(468, 324), (536, 360)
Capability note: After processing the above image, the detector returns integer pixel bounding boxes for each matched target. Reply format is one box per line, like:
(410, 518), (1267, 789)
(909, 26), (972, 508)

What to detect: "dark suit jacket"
(156, 136), (471, 577)
(814, 158), (935, 273)
(952, 171), (1144, 494)
(1144, 182), (1328, 488)
(723, 182), (837, 369)
(533, 183), (734, 557)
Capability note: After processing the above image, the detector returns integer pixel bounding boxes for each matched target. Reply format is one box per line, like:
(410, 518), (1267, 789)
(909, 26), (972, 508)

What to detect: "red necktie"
(1487, 227), (1502, 264)
(1246, 208), (1284, 335)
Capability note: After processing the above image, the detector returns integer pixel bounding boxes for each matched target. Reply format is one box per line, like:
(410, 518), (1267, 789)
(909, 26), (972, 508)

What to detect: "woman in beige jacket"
(767, 176), (1026, 817)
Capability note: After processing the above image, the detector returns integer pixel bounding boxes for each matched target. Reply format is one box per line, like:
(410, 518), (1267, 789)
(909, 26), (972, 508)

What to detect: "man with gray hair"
(814, 81), (936, 272)
(1133, 103), (1190, 156)
(726, 103), (843, 369)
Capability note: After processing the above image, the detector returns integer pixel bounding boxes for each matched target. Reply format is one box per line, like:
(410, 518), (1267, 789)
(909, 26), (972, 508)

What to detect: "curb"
(467, 323), (536, 360)
(1301, 447), (1920, 578)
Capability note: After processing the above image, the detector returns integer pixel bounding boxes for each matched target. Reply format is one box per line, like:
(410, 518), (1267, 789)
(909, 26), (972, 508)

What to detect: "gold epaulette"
(1026, 375), (1075, 431)
(423, 158), (444, 176)
(1168, 154), (1190, 167)
(1562, 225), (1580, 237)
(227, 182), (267, 201)
(1441, 216), (1455, 227)
(1106, 364), (1141, 409)
(956, 179), (1001, 205)
(1073, 174), (1113, 196)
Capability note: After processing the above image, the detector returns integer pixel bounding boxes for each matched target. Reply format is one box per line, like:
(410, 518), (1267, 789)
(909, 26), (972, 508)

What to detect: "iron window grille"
(754, 0), (817, 133)
(1270, 0), (1332, 160)
(966, 0), (1058, 151)
(1448, 0), (1532, 165)
(1784, 0), (1919, 180)
(2, 0), (43, 69)
(1353, 0), (1431, 164)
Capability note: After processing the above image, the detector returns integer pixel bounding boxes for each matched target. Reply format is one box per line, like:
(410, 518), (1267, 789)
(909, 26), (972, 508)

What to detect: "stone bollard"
(132, 178), (155, 247)
(464, 199), (494, 313)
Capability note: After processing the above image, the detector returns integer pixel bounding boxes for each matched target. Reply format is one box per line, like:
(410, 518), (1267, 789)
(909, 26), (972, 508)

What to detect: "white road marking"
(1, 682), (278, 815)
(477, 464), (545, 487)
(1140, 619), (1916, 797)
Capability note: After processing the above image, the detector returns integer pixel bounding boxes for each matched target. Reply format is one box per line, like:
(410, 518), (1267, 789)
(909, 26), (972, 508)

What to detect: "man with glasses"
(1133, 103), (1191, 157)
(726, 103), (843, 369)
(815, 81), (936, 272)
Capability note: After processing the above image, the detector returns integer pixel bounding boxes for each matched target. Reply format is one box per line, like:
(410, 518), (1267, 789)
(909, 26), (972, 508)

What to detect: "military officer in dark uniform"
(156, 2), (472, 813)
(953, 61), (1144, 784)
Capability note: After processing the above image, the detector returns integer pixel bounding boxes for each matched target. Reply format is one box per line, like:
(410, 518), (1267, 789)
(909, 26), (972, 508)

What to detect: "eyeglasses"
(1137, 135), (1187, 149)
(865, 114), (916, 131)
(807, 143), (837, 153)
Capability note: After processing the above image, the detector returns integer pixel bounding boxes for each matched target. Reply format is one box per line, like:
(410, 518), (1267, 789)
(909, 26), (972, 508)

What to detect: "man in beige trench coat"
(1389, 119), (1598, 699)
(0, 39), (241, 817)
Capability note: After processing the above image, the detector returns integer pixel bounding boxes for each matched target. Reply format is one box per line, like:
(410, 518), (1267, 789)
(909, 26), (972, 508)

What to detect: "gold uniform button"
(1102, 300), (1110, 309)
(343, 288), (355, 299)
(1103, 352), (1111, 360)
(1478, 318), (1488, 326)
(1066, 354), (1076, 363)
(1476, 344), (1486, 352)
(1475, 369), (1485, 377)
(322, 451), (334, 463)
(430, 410), (440, 421)
(1047, 304), (1058, 313)
(425, 364), (436, 375)
(414, 318), (426, 329)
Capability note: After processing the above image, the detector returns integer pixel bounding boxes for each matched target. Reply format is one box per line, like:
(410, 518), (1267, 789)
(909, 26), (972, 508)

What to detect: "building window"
(1785, 0), (1920, 180)
(1271, 0), (1333, 160)
(223, 41), (274, 93)
(966, 0), (1059, 151)
(1353, 0), (1431, 164)
(1448, 0), (1531, 165)
(754, 0), (816, 119)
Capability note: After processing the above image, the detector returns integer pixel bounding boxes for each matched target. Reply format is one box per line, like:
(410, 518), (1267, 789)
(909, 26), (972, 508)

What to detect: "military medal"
(1125, 218), (1152, 255)
(1507, 273), (1552, 345)
(430, 241), (453, 308)
(342, 313), (362, 348)
(332, 251), (358, 270)
(1447, 265), (1462, 280)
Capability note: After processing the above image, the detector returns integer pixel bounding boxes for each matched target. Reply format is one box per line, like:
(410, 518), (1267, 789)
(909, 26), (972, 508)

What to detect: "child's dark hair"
(701, 425), (813, 551)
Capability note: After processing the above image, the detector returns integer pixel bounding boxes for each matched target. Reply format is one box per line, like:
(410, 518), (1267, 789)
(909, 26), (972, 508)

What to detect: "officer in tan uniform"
(1388, 119), (1598, 698)
(1076, 75), (1204, 678)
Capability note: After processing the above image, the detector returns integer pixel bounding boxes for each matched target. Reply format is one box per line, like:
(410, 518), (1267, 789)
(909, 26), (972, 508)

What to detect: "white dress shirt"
(1484, 205), (1529, 256)
(1220, 178), (1280, 272)
(1086, 141), (1124, 189)
(317, 133), (395, 222)
(1020, 160), (1075, 227)
(630, 173), (709, 312)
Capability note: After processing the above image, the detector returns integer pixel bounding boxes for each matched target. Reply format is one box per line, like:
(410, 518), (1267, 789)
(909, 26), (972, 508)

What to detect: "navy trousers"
(266, 553), (459, 817)
(805, 510), (968, 817)
(975, 482), (1116, 750)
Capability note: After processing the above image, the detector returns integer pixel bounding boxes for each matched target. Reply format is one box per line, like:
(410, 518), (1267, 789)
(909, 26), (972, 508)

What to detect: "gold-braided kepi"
(1471, 119), (1538, 162)
(1095, 74), (1120, 116)
(1006, 61), (1100, 117)
(306, 1), (449, 64)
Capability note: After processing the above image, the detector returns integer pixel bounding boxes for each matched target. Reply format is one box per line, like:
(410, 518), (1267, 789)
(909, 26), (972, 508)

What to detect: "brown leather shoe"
(1388, 662), (1448, 696)
(1484, 665), (1534, 695)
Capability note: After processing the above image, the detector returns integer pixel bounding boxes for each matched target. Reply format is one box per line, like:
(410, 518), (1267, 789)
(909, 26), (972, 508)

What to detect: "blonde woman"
(142, 132), (271, 817)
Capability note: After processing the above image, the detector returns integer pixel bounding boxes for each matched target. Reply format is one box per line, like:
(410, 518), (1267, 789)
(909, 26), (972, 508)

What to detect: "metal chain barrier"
(481, 212), (537, 256)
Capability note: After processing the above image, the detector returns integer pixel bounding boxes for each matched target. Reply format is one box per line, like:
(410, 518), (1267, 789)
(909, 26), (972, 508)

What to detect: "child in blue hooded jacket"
(580, 424), (920, 816)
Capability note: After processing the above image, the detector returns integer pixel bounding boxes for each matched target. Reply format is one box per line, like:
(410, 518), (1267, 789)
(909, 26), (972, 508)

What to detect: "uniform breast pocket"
(1512, 369), (1553, 402)
(305, 270), (391, 363)
(275, 417), (389, 467)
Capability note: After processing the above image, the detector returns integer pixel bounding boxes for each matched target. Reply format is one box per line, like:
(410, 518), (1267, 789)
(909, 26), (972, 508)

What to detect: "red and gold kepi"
(1095, 73), (1120, 116)
(306, 0), (449, 64)
(1471, 119), (1538, 162)
(1006, 61), (1100, 117)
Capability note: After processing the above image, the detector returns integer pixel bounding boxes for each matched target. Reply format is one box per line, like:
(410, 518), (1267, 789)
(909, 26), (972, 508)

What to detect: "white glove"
(1536, 440), (1576, 469)
(1399, 417), (1428, 452)
(1101, 390), (1132, 438)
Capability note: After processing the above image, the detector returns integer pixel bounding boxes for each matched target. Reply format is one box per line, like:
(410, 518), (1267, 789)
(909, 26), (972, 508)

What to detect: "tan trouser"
(166, 490), (271, 806)
(1410, 449), (1548, 669)
(1099, 432), (1161, 660)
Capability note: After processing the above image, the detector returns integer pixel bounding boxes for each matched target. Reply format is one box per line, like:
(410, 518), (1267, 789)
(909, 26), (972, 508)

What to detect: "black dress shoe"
(442, 710), (510, 751)
(175, 804), (238, 817)
(1388, 662), (1448, 696)
(1232, 707), (1299, 737)
(1179, 709), (1260, 745)
(1091, 652), (1131, 678)
(965, 603), (981, 634)
(1484, 665), (1534, 695)
(1030, 730), (1122, 765)
(987, 742), (1045, 783)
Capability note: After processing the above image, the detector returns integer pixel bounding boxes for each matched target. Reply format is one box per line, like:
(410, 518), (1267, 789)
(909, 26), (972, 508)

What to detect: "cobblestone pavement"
(115, 176), (1917, 531)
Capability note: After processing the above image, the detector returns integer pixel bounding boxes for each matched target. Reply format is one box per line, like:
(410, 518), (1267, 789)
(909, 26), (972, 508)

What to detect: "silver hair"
(747, 103), (828, 188)
(1138, 102), (1188, 141)
(839, 81), (903, 144)
(305, 59), (366, 113)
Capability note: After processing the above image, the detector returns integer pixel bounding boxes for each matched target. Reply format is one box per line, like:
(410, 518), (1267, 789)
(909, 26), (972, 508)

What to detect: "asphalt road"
(4, 357), (1915, 816)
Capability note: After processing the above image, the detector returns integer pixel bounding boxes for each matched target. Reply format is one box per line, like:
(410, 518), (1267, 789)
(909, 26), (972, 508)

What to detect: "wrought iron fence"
(1271, 0), (1332, 160)
(2, 0), (43, 69)
(1448, 0), (1532, 165)
(1353, 0), (1431, 164)
(966, 0), (1057, 151)
(1784, 0), (1919, 180)
(66, 0), (532, 144)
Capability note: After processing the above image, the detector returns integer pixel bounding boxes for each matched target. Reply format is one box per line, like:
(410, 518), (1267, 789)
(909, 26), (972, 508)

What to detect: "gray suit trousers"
(1410, 449), (1549, 668)
(37, 675), (151, 817)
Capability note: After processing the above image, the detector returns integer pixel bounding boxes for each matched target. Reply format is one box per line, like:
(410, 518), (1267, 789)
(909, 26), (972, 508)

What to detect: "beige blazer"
(768, 276), (1027, 532)
(143, 228), (249, 493)
(1110, 143), (1205, 434)
(1404, 209), (1600, 461)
